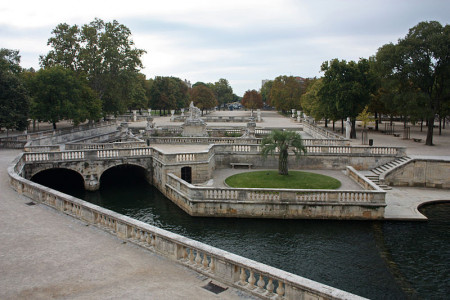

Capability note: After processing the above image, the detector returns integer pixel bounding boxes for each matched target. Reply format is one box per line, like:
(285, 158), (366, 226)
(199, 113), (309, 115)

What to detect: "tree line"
(261, 21), (450, 146)
(0, 18), (237, 131)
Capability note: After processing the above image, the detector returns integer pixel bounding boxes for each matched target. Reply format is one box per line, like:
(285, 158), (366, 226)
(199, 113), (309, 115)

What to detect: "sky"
(1, 0), (449, 96)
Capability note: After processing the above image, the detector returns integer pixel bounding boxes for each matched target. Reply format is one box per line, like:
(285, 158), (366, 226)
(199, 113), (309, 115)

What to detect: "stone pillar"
(181, 108), (185, 117)
(170, 109), (175, 121)
(148, 108), (152, 116)
(291, 109), (296, 118)
(132, 110), (137, 122)
(257, 109), (261, 122)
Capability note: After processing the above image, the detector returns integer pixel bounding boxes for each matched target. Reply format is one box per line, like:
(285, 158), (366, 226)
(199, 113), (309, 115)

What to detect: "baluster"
(188, 248), (195, 265)
(276, 281), (285, 298)
(182, 246), (188, 262)
(248, 270), (256, 290)
(202, 253), (209, 270)
(257, 274), (266, 293)
(266, 278), (275, 296)
(195, 251), (202, 267)
(239, 267), (247, 286)
(209, 257), (215, 273)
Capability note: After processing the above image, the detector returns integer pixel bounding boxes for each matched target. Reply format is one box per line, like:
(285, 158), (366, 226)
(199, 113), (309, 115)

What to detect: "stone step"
(378, 184), (392, 190)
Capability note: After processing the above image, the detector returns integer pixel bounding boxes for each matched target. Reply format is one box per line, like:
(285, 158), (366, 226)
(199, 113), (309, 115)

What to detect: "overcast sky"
(1, 0), (449, 96)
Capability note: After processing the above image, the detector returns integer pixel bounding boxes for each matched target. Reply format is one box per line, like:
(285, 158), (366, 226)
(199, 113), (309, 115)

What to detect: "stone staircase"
(364, 156), (412, 190)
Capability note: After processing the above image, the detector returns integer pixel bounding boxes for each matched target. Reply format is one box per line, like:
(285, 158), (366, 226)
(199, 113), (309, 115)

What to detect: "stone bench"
(413, 138), (422, 142)
(230, 163), (253, 169)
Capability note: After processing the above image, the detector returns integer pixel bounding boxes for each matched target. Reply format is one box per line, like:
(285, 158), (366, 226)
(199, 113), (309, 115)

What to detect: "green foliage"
(27, 66), (101, 128)
(210, 78), (233, 110)
(241, 89), (263, 110)
(190, 85), (217, 112)
(225, 171), (341, 189)
(300, 78), (326, 121)
(261, 130), (307, 175)
(319, 58), (375, 138)
(269, 76), (303, 112)
(40, 18), (146, 116)
(148, 76), (189, 111)
(374, 21), (450, 145)
(356, 106), (374, 128)
(260, 80), (273, 104)
(0, 49), (29, 131)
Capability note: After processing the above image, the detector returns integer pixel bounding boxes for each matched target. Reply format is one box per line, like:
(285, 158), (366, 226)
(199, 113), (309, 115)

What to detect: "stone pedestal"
(257, 109), (261, 122)
(182, 102), (208, 137)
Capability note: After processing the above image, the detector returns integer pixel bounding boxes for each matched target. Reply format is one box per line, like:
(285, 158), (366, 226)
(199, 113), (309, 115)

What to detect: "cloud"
(1, 0), (449, 95)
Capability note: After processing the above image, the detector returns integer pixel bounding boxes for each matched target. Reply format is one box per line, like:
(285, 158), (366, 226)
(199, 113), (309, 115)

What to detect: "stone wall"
(383, 159), (450, 188)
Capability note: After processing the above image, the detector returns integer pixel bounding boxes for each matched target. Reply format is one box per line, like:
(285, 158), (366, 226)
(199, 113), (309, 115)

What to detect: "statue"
(345, 117), (351, 139)
(182, 102), (207, 137)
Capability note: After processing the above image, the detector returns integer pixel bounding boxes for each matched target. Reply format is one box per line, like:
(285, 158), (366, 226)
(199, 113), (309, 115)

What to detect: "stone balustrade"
(166, 173), (386, 219)
(346, 166), (381, 190)
(302, 121), (348, 141)
(8, 155), (365, 300)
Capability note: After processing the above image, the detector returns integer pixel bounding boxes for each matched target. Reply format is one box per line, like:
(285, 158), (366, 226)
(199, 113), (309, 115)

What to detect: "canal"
(32, 167), (450, 299)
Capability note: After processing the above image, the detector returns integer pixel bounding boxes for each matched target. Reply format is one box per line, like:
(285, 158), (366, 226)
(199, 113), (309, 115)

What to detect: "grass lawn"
(225, 170), (341, 189)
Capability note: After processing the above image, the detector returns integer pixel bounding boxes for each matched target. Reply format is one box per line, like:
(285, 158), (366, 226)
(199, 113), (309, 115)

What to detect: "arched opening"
(181, 166), (192, 183)
(100, 164), (150, 190)
(31, 168), (84, 196)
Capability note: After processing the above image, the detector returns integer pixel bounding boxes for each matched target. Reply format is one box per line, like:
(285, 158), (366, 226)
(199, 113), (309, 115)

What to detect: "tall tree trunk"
(332, 120), (335, 131)
(341, 119), (344, 134)
(351, 119), (357, 139)
(439, 116), (442, 135)
(375, 112), (379, 131)
(53, 122), (57, 130)
(325, 118), (328, 127)
(278, 150), (289, 175)
(420, 119), (423, 132)
(425, 116), (434, 146)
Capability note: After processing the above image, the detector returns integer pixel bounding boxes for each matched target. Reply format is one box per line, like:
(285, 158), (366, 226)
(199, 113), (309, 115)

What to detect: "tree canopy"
(190, 85), (217, 113)
(241, 89), (263, 111)
(374, 21), (450, 145)
(40, 18), (146, 116)
(319, 58), (375, 138)
(26, 66), (101, 129)
(0, 49), (29, 132)
(261, 130), (307, 175)
(269, 76), (303, 112)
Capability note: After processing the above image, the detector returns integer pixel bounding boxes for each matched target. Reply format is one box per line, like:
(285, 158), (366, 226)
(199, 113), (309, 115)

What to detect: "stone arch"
(99, 163), (152, 190)
(30, 168), (85, 192)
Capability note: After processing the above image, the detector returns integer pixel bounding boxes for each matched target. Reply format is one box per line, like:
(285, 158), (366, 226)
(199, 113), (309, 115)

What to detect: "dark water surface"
(32, 168), (450, 299)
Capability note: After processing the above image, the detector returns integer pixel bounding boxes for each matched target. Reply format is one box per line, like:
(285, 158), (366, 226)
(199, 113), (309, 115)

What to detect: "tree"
(261, 130), (307, 175)
(148, 76), (189, 114)
(269, 76), (303, 112)
(27, 66), (101, 129)
(241, 89), (263, 112)
(190, 85), (217, 114)
(261, 80), (273, 105)
(319, 58), (375, 138)
(301, 78), (327, 122)
(40, 18), (146, 116)
(375, 21), (450, 145)
(0, 49), (29, 133)
(211, 78), (233, 110)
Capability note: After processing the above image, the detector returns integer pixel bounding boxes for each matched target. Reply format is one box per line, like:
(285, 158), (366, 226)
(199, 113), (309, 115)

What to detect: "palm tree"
(260, 130), (307, 175)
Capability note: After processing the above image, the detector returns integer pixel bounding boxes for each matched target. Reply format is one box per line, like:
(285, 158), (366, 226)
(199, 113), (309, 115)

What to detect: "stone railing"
(65, 141), (147, 151)
(147, 137), (349, 146)
(166, 173), (386, 220)
(346, 166), (381, 191)
(302, 121), (348, 142)
(8, 154), (364, 300)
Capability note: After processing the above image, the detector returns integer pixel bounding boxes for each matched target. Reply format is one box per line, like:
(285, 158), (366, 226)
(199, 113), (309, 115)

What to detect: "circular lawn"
(224, 170), (341, 189)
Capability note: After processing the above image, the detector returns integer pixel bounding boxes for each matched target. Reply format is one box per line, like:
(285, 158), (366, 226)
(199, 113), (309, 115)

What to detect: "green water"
(32, 167), (450, 299)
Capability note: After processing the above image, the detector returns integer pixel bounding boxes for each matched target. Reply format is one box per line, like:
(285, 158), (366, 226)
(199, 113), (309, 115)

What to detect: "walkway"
(0, 149), (256, 300)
